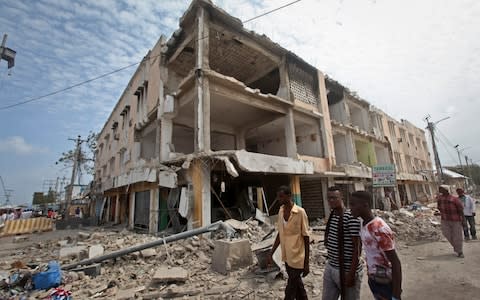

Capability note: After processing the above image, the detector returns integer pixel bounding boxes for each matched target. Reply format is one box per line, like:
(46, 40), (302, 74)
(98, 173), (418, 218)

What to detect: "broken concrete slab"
(59, 246), (87, 259)
(89, 245), (104, 259)
(152, 267), (188, 283)
(212, 239), (253, 274)
(78, 232), (90, 239)
(140, 248), (156, 258)
(225, 219), (249, 231)
(71, 263), (101, 277)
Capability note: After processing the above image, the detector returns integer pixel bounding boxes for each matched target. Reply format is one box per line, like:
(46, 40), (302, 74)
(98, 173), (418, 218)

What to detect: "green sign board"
(372, 164), (396, 187)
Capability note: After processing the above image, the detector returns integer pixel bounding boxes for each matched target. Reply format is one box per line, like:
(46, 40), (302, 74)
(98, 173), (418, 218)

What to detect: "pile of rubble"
(0, 218), (328, 300)
(376, 207), (442, 243)
(1, 206), (441, 299)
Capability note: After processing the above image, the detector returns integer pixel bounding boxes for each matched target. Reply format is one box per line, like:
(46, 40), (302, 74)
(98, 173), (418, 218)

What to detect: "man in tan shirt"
(270, 185), (310, 300)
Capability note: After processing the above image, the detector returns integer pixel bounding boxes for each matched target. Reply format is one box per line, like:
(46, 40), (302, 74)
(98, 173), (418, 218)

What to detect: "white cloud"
(0, 136), (49, 155)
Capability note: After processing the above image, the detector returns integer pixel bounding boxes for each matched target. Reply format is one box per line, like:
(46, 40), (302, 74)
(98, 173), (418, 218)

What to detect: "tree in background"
(56, 131), (97, 184)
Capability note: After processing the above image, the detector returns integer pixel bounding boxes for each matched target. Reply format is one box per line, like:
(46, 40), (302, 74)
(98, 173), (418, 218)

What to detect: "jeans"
(368, 277), (393, 300)
(463, 216), (477, 239)
(285, 263), (308, 300)
(322, 262), (363, 300)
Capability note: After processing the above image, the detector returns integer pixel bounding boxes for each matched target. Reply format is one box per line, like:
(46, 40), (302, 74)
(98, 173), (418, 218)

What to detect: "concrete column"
(317, 71), (336, 167)
(160, 117), (173, 161)
(128, 192), (135, 230)
(346, 132), (357, 163)
(191, 159), (211, 227)
(290, 175), (302, 206)
(285, 108), (297, 158)
(114, 194), (120, 224)
(194, 7), (211, 153)
(235, 129), (246, 150)
(149, 188), (159, 234)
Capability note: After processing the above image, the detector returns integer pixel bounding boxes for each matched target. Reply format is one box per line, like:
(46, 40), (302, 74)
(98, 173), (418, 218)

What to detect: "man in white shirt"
(456, 188), (476, 240)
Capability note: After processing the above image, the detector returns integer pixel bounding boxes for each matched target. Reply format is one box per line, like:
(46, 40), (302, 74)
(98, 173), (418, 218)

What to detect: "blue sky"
(0, 0), (479, 205)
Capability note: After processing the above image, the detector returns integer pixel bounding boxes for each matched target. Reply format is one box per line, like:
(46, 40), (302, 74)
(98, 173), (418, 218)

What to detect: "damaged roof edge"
(169, 0), (316, 74)
(165, 150), (314, 175)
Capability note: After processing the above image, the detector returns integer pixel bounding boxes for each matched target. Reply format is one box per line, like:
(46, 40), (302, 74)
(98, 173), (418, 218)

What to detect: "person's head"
(439, 185), (450, 196)
(350, 191), (373, 218)
(327, 186), (344, 210)
(277, 185), (292, 206)
(456, 188), (465, 196)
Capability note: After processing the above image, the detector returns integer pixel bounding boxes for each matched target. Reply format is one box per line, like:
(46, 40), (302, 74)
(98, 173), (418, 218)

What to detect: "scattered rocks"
(140, 248), (156, 258)
(59, 246), (87, 259)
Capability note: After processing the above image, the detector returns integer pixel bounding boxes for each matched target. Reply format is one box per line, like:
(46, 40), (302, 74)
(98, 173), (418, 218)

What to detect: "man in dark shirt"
(437, 185), (464, 257)
(322, 186), (363, 300)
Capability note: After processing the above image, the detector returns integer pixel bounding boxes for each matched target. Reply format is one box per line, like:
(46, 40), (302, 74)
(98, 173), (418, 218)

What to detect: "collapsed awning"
(169, 150), (315, 177)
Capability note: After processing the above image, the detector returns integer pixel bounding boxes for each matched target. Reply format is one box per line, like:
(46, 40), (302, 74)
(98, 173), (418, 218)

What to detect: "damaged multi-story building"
(326, 78), (435, 207)
(94, 0), (436, 233)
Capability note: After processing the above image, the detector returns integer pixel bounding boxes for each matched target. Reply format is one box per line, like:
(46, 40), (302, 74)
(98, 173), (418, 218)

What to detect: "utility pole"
(425, 115), (449, 184)
(0, 34), (16, 69)
(454, 145), (464, 171)
(65, 135), (82, 219)
(465, 155), (472, 190)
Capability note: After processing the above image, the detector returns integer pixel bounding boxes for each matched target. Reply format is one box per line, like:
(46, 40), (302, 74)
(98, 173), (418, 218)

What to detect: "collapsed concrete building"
(94, 0), (436, 234)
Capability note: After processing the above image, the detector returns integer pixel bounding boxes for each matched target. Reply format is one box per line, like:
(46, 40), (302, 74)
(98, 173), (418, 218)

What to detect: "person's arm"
(346, 216), (362, 287)
(467, 196), (475, 216)
(303, 235), (310, 277)
(346, 236), (361, 286)
(301, 209), (310, 277)
(385, 249), (402, 299)
(271, 233), (280, 254)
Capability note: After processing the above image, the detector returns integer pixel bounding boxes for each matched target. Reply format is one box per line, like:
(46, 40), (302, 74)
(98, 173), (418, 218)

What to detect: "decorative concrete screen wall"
(288, 62), (319, 105)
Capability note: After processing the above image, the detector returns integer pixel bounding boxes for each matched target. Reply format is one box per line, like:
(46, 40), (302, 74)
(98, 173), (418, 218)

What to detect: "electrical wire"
(435, 134), (458, 165)
(0, 0), (302, 111)
(0, 60), (143, 110)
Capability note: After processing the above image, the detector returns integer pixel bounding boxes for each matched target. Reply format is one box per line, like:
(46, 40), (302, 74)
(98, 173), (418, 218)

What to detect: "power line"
(435, 135), (458, 164)
(243, 0), (301, 23)
(0, 1), (302, 111)
(0, 60), (142, 110)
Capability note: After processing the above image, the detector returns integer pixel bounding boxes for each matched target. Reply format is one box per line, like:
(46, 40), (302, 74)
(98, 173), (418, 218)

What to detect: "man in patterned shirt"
(437, 185), (465, 257)
(350, 191), (402, 300)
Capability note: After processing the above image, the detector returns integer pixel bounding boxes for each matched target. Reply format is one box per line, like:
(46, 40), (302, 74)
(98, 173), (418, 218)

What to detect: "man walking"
(456, 188), (476, 240)
(350, 191), (402, 300)
(322, 187), (363, 300)
(437, 185), (465, 257)
(270, 185), (310, 300)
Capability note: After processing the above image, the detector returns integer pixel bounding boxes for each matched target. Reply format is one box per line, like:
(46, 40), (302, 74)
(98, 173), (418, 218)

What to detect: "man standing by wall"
(350, 191), (402, 300)
(437, 185), (465, 257)
(322, 186), (363, 300)
(269, 185), (310, 300)
(456, 188), (476, 240)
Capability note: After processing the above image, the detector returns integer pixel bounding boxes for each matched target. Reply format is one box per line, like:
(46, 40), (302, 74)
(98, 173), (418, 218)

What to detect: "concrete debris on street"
(0, 207), (442, 299)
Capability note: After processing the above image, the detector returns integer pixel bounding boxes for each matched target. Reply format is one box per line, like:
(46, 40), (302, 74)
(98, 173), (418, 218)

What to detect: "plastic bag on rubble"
(32, 261), (61, 290)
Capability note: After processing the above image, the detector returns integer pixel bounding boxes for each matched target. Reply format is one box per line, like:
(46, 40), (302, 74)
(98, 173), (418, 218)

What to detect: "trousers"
(285, 263), (308, 300)
(322, 262), (363, 300)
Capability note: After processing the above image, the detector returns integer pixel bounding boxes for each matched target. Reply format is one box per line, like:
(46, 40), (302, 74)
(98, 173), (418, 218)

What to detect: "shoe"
(472, 236), (477, 240)
(457, 252), (464, 258)
(465, 236), (470, 241)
